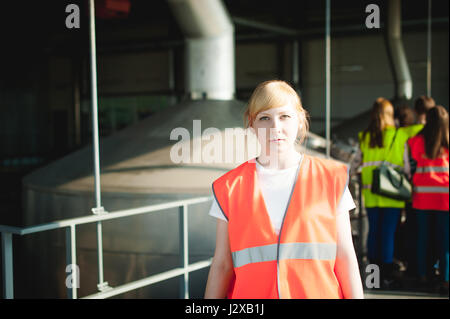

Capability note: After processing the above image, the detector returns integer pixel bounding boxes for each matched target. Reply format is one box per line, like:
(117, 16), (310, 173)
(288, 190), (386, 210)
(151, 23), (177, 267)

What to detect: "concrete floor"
(364, 290), (448, 299)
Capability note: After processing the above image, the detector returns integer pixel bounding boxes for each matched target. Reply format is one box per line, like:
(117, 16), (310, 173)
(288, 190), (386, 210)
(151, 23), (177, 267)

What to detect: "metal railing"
(0, 196), (214, 299)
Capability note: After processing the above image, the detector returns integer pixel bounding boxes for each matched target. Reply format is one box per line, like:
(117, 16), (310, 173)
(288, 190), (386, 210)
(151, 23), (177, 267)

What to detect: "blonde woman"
(204, 80), (364, 299)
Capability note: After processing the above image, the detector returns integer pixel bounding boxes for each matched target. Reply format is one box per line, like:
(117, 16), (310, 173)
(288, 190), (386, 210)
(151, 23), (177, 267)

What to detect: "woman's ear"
(247, 116), (255, 132)
(296, 112), (306, 143)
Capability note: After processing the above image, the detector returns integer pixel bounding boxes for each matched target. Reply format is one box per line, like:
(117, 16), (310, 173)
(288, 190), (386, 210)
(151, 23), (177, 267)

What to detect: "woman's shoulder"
(357, 130), (366, 140)
(408, 132), (423, 141)
(305, 156), (349, 189)
(213, 159), (254, 185)
(305, 155), (348, 171)
(408, 133), (424, 147)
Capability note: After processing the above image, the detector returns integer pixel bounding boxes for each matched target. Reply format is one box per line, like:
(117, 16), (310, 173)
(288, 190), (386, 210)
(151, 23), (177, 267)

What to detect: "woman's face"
(251, 103), (300, 153)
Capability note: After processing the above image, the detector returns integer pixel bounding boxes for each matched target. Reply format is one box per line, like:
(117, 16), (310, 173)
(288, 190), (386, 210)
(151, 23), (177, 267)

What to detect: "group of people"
(203, 79), (448, 299)
(356, 96), (449, 295)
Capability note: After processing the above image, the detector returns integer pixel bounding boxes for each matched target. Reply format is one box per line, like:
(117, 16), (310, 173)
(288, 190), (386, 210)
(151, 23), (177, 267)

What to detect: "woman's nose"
(271, 118), (282, 131)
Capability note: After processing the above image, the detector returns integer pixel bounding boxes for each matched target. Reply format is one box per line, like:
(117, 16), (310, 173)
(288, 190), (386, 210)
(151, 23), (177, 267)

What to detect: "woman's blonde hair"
(243, 80), (309, 145)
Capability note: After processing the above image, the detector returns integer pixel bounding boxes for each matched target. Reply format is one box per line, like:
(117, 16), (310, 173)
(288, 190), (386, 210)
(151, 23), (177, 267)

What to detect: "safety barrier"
(0, 196), (213, 299)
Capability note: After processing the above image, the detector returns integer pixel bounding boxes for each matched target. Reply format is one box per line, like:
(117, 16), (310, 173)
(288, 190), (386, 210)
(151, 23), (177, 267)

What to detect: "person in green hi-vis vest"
(358, 97), (411, 289)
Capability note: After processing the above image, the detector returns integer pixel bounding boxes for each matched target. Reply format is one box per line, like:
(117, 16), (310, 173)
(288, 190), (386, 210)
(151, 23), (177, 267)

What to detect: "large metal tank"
(19, 99), (236, 298)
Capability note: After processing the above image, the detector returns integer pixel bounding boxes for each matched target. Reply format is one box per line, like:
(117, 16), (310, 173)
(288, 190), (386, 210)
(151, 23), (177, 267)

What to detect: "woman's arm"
(334, 211), (365, 299)
(204, 219), (234, 298)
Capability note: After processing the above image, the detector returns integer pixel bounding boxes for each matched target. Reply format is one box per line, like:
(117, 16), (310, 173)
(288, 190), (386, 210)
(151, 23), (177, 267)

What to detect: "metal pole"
(1, 232), (14, 299)
(292, 40), (299, 88)
(89, 0), (108, 292)
(179, 205), (189, 299)
(73, 59), (82, 146)
(65, 225), (78, 299)
(325, 0), (331, 158)
(426, 0), (432, 97)
(89, 0), (101, 209)
(96, 221), (107, 289)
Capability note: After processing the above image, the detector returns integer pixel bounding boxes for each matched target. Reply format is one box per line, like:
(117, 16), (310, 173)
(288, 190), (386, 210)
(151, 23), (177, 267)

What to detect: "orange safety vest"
(212, 155), (349, 299)
(408, 134), (449, 211)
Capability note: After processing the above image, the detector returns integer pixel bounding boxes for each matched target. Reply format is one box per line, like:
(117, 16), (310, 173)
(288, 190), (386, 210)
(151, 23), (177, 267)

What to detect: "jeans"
(366, 207), (401, 265)
(415, 210), (449, 282)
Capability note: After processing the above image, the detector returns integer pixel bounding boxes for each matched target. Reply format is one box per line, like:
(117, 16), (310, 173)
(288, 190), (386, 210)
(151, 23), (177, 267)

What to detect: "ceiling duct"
(385, 0), (413, 101)
(167, 0), (235, 100)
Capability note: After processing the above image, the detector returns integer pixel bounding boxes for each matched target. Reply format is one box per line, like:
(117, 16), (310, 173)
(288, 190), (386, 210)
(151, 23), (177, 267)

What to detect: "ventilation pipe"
(167, 0), (235, 100)
(385, 0), (413, 101)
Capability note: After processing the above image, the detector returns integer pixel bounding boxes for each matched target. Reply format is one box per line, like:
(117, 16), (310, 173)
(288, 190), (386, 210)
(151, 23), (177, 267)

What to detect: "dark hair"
(396, 105), (415, 127)
(420, 105), (449, 159)
(363, 97), (393, 148)
(414, 95), (435, 116)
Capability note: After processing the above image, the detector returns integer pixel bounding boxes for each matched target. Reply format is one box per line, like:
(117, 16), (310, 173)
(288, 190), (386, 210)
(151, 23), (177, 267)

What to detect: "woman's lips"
(270, 138), (285, 142)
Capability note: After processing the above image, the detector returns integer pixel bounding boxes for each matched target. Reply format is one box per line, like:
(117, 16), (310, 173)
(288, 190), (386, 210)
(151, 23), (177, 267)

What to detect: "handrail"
(0, 196), (212, 235)
(1, 195), (214, 299)
(82, 259), (213, 299)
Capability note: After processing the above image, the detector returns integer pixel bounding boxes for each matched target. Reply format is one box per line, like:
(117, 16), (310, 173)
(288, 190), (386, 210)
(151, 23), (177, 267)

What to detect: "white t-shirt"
(209, 154), (356, 236)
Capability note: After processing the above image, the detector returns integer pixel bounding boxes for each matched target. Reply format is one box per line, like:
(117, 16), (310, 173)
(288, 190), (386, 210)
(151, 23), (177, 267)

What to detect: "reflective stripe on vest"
(416, 166), (449, 173)
(232, 242), (336, 268)
(414, 186), (449, 193)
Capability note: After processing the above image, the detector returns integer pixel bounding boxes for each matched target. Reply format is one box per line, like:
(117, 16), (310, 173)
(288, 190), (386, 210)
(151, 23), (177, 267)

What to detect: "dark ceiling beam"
(232, 15), (449, 37)
(45, 16), (449, 55)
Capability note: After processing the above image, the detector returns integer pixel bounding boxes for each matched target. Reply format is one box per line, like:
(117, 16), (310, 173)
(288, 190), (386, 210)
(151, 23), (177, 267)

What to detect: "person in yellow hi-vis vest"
(358, 97), (410, 289)
(205, 80), (364, 299)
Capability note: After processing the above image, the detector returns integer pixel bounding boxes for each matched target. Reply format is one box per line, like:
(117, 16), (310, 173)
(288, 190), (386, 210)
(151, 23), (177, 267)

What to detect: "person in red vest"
(204, 80), (364, 299)
(407, 105), (449, 295)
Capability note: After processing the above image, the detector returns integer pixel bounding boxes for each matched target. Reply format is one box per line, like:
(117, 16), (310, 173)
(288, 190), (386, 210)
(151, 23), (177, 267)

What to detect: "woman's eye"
(259, 116), (269, 121)
(281, 114), (291, 119)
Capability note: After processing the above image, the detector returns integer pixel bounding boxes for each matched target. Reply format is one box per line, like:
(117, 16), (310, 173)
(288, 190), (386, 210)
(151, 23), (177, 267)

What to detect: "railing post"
(179, 204), (189, 299)
(88, 0), (110, 293)
(325, 0), (331, 158)
(95, 220), (110, 292)
(1, 232), (14, 299)
(65, 225), (78, 299)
